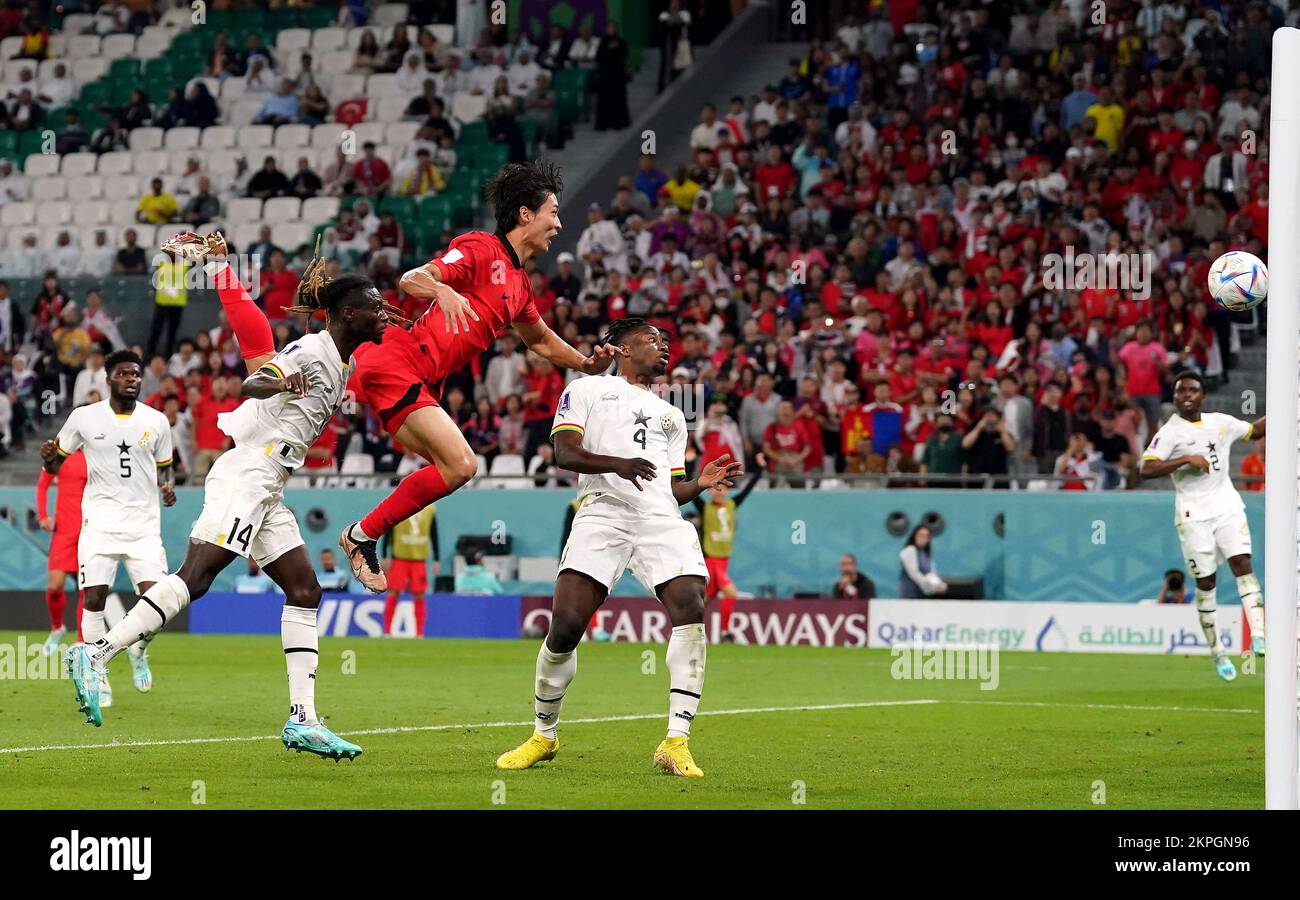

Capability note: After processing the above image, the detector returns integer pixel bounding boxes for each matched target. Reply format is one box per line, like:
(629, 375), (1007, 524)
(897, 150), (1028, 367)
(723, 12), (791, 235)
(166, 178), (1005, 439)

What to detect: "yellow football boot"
(653, 736), (703, 778)
(495, 732), (560, 769)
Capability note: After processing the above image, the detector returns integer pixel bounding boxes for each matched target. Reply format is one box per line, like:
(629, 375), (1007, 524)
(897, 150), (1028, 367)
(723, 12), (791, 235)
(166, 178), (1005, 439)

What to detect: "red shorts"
(387, 558), (429, 595)
(705, 556), (733, 597)
(48, 525), (80, 573)
(350, 327), (443, 436)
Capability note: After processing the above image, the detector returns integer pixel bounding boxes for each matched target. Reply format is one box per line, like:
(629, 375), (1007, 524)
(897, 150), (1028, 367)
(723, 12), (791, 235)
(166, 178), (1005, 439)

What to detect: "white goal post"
(1265, 27), (1300, 810)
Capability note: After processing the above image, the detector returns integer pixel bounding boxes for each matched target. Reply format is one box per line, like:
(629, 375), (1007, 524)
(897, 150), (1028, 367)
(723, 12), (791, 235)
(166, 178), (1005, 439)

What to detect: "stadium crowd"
(0, 0), (1278, 492)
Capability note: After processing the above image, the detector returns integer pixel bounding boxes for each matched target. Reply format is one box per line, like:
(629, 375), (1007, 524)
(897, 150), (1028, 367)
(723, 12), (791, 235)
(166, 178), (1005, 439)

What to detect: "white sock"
(282, 605), (320, 725)
(1237, 572), (1264, 640)
(666, 623), (706, 738)
(1194, 586), (1225, 656)
(534, 642), (576, 740)
(91, 575), (190, 665)
(349, 522), (377, 543)
(82, 609), (106, 646)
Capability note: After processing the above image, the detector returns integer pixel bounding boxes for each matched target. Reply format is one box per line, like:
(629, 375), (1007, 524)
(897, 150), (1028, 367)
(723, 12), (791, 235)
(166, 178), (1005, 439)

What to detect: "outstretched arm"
(513, 318), (626, 375)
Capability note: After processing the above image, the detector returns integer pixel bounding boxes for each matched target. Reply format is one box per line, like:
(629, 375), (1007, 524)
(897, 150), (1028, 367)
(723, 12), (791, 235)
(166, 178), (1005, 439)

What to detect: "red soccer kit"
(37, 450), (87, 573)
(351, 230), (542, 435)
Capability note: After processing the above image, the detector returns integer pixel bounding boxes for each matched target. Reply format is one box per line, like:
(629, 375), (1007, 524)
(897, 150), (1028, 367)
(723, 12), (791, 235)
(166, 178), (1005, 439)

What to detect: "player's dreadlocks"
(485, 160), (564, 234)
(289, 236), (410, 326)
(599, 317), (655, 350)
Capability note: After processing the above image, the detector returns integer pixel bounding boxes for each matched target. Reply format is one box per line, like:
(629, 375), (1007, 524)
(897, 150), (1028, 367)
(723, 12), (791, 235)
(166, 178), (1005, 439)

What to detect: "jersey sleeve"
(1226, 415), (1255, 443)
(258, 339), (307, 382)
(1141, 422), (1172, 463)
(153, 414), (175, 468)
(432, 233), (487, 290)
(550, 378), (591, 441)
(669, 409), (687, 478)
(55, 408), (84, 457)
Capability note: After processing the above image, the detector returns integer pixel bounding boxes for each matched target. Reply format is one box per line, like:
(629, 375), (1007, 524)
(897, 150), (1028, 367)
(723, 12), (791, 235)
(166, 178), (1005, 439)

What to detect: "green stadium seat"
(17, 131), (45, 165)
(555, 86), (582, 123)
(552, 67), (586, 96)
(458, 120), (490, 145)
(519, 118), (539, 156)
(109, 58), (141, 80)
(339, 196), (357, 213)
(78, 80), (112, 110)
(301, 7), (337, 29)
(379, 195), (417, 226)
(0, 131), (16, 159)
(418, 194), (454, 232)
(143, 58), (175, 83)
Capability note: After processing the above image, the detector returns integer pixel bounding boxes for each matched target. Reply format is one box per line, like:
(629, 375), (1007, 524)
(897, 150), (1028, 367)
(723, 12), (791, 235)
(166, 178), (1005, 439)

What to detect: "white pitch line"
(0, 699), (938, 755)
(947, 700), (1260, 715)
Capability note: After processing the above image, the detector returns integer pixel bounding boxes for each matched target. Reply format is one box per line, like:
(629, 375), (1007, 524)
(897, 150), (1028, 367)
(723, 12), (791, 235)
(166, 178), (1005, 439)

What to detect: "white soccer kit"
(55, 400), (173, 589)
(551, 373), (707, 593)
(1142, 412), (1256, 577)
(191, 332), (351, 566)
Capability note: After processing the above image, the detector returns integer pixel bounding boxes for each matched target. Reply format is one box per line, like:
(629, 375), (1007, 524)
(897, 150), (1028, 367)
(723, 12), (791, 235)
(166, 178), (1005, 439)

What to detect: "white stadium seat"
(133, 150), (171, 177)
(30, 178), (66, 202)
(263, 197), (301, 222)
(311, 27), (347, 52)
(275, 146), (313, 172)
(237, 125), (274, 148)
(231, 97), (264, 125)
(351, 121), (385, 146)
(122, 224), (156, 247)
(104, 178), (141, 202)
(373, 4), (410, 27)
(62, 13), (95, 34)
(97, 152), (134, 176)
(220, 77), (246, 102)
(326, 73), (366, 100)
(72, 58), (109, 84)
(79, 224), (107, 249)
(273, 124), (310, 148)
(36, 59), (62, 81)
(310, 122), (349, 147)
(5, 59), (36, 81)
(275, 222), (312, 253)
(201, 125), (237, 149)
(375, 97), (409, 121)
(163, 127), (201, 150)
(225, 198), (264, 223)
(487, 454), (528, 489)
(0, 37), (21, 59)
(159, 6), (193, 28)
(452, 92), (487, 123)
(128, 127), (165, 151)
(35, 199), (71, 225)
(228, 221), (267, 252)
(0, 202), (35, 226)
(301, 196), (339, 224)
(24, 154), (59, 177)
(318, 52), (351, 75)
(385, 121), (420, 146)
(345, 28), (377, 51)
(99, 34), (136, 60)
(276, 28), (311, 54)
(206, 153), (239, 178)
(136, 31), (171, 60)
(109, 199), (141, 223)
(340, 453), (374, 475)
(78, 200), (109, 225)
(428, 24), (454, 46)
(68, 34), (102, 57)
(365, 73), (400, 97)
(67, 175), (105, 201)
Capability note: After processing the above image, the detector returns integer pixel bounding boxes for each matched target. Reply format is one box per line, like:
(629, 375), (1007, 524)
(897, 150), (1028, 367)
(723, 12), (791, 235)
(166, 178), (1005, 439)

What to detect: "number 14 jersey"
(551, 374), (688, 519)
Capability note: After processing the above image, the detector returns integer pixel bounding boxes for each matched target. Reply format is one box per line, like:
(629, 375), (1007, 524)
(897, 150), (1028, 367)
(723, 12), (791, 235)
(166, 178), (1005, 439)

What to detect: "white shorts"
(559, 495), (708, 594)
(78, 527), (168, 590)
(190, 445), (303, 567)
(1176, 510), (1252, 579)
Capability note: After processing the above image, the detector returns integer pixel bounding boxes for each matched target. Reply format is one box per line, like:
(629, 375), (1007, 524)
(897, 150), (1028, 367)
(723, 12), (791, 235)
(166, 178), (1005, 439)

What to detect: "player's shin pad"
(90, 574), (191, 665)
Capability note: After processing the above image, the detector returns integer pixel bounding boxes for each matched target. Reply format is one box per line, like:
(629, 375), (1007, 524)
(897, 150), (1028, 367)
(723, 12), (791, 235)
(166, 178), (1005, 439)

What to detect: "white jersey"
(55, 399), (172, 537)
(1142, 412), (1254, 522)
(217, 331), (350, 469)
(551, 374), (688, 519)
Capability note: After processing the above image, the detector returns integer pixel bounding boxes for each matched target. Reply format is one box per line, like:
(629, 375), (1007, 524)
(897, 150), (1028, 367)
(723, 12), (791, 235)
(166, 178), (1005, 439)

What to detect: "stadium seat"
(226, 198), (264, 223)
(35, 58), (61, 81)
(317, 53), (351, 75)
(200, 126), (237, 149)
(30, 178), (66, 202)
(451, 93), (488, 124)
(326, 73), (366, 100)
(109, 199), (140, 223)
(122, 224), (156, 246)
(159, 6), (193, 28)
(275, 222), (312, 253)
(231, 97), (265, 125)
(263, 197), (302, 222)
(488, 454), (527, 489)
(219, 77), (247, 101)
(163, 128), (201, 150)
(78, 200), (109, 225)
(0, 202), (35, 227)
(5, 59), (36, 81)
(236, 125), (274, 148)
(311, 27), (347, 52)
(365, 73), (401, 97)
(379, 195), (416, 223)
(101, 34), (137, 61)
(97, 152), (134, 176)
(273, 124), (310, 148)
(302, 196), (340, 224)
(68, 34), (101, 57)
(375, 97), (410, 122)
(62, 13), (95, 34)
(128, 127), (165, 151)
(72, 57), (109, 84)
(372, 4), (410, 27)
(0, 37), (20, 59)
(310, 123), (348, 147)
(385, 121), (421, 146)
(23, 155), (59, 178)
(276, 28), (311, 54)
(35, 199), (71, 225)
(352, 121), (386, 147)
(135, 30), (171, 60)
(134, 149), (172, 177)
(428, 24), (454, 45)
(340, 453), (374, 475)
(207, 153), (239, 178)
(67, 175), (105, 201)
(105, 177), (141, 202)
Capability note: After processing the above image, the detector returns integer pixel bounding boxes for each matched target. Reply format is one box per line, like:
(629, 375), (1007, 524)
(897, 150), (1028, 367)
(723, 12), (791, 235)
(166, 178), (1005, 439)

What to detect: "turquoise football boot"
(65, 643), (103, 727)
(1214, 653), (1237, 682)
(281, 721), (363, 761)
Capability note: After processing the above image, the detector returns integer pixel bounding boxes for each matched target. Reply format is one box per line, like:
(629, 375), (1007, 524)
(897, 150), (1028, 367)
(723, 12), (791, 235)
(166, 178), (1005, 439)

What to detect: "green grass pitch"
(0, 631), (1263, 809)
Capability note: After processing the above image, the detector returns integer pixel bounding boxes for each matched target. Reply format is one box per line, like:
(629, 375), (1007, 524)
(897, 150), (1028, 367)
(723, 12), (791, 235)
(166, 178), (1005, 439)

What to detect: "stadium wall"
(0, 487), (1264, 601)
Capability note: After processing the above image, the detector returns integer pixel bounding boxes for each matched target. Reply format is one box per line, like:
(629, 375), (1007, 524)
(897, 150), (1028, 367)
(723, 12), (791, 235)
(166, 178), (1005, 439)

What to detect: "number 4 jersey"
(551, 374), (688, 519)
(1142, 412), (1254, 522)
(55, 399), (173, 538)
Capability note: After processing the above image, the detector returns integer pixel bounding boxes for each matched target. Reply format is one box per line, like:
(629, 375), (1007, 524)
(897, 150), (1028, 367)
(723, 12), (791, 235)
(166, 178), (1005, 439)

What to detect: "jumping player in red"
(337, 161), (623, 591)
(36, 448), (87, 654)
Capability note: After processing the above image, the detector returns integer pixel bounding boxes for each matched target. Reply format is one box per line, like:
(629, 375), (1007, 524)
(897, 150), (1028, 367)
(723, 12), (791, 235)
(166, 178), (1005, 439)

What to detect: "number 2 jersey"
(1142, 412), (1254, 522)
(551, 374), (688, 519)
(217, 331), (350, 469)
(55, 399), (173, 537)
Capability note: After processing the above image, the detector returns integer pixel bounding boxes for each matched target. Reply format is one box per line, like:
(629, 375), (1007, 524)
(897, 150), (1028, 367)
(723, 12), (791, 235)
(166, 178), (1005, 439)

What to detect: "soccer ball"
(1207, 251), (1268, 312)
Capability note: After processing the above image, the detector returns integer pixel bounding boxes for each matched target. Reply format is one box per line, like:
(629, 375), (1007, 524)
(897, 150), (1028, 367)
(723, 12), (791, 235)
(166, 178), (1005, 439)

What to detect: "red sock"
(75, 590), (85, 642)
(214, 262), (275, 362)
(413, 596), (427, 636)
(383, 592), (398, 634)
(45, 587), (67, 630)
(720, 596), (736, 632)
(360, 465), (449, 537)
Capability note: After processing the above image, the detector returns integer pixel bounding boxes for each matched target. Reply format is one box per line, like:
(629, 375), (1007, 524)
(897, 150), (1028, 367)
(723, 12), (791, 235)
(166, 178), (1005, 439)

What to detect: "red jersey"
(36, 450), (87, 527)
(259, 269), (300, 321)
(192, 396), (239, 451)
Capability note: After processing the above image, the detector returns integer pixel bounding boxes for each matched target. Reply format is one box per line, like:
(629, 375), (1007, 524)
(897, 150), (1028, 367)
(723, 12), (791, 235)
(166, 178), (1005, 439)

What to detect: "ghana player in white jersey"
(1140, 370), (1266, 682)
(496, 318), (743, 778)
(41, 349), (176, 706)
(65, 256), (390, 760)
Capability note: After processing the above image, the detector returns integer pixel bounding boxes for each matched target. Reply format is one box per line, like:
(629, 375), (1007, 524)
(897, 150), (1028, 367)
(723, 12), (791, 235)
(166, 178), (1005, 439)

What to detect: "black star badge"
(1207, 441), (1217, 452)
(633, 409), (650, 426)
(117, 441), (131, 455)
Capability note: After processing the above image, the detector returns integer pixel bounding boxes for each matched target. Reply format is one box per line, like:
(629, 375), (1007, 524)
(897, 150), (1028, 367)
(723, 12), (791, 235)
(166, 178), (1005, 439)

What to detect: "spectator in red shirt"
(258, 249), (299, 321)
(763, 399), (812, 482)
(1116, 319), (1169, 435)
(353, 142), (392, 196)
(521, 354), (564, 459)
(189, 377), (240, 483)
(754, 146), (797, 201)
